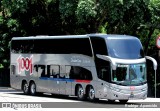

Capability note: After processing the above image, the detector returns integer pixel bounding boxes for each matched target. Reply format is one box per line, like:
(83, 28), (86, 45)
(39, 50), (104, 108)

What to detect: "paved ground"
(0, 87), (160, 111)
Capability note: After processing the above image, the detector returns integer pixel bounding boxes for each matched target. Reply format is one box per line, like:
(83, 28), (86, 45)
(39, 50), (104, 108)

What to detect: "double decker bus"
(10, 34), (157, 103)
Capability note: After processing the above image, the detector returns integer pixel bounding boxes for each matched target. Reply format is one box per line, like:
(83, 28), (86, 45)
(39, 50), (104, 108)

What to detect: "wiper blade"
(117, 82), (122, 85)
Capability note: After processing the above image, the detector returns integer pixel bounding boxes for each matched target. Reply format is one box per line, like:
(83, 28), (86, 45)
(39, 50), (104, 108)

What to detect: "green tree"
(1, 0), (160, 95)
(143, 0), (160, 54)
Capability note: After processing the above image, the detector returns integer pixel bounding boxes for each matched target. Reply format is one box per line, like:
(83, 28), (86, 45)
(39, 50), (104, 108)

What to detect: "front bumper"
(106, 88), (147, 100)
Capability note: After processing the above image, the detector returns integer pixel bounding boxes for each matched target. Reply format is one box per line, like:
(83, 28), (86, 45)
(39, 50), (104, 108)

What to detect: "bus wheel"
(77, 85), (85, 100)
(30, 82), (36, 96)
(119, 100), (128, 104)
(87, 86), (95, 101)
(22, 82), (29, 94)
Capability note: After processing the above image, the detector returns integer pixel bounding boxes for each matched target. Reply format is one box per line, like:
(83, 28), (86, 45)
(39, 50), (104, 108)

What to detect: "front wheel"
(30, 82), (36, 96)
(119, 100), (128, 104)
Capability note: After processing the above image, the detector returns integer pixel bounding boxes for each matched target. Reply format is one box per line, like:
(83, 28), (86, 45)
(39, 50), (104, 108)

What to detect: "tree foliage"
(0, 0), (160, 96)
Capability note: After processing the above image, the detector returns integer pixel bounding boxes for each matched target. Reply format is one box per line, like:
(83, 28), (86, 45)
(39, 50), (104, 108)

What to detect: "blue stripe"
(39, 77), (74, 82)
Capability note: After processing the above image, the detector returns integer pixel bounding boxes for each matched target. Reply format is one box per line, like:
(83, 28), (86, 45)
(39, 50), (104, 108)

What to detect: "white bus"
(10, 34), (157, 103)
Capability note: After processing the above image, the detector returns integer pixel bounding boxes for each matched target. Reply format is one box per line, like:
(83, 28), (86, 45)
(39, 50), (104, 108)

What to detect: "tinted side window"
(97, 66), (110, 81)
(34, 40), (45, 53)
(34, 65), (49, 77)
(34, 65), (60, 78)
(11, 40), (34, 53)
(11, 40), (23, 53)
(49, 65), (60, 78)
(91, 37), (110, 82)
(12, 38), (92, 56)
(11, 65), (16, 75)
(33, 38), (92, 56)
(66, 66), (92, 80)
(35, 38), (92, 56)
(90, 37), (107, 55)
(22, 40), (34, 53)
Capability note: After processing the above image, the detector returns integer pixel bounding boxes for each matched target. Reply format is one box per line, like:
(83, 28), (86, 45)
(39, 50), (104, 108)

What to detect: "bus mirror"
(145, 56), (157, 70)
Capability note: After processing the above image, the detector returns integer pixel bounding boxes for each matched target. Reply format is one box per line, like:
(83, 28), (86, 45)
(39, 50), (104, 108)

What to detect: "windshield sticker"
(117, 64), (128, 67)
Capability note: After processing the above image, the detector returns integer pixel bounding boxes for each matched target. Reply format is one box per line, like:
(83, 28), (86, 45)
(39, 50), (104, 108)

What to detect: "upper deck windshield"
(106, 38), (144, 59)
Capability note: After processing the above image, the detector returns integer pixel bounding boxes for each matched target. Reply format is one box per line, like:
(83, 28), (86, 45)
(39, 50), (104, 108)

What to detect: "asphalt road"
(0, 88), (160, 111)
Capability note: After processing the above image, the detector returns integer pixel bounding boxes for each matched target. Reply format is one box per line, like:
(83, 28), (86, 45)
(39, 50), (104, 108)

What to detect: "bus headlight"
(141, 88), (147, 91)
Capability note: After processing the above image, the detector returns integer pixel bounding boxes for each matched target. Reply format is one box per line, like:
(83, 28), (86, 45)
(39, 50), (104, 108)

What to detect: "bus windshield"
(112, 63), (146, 86)
(106, 38), (144, 59)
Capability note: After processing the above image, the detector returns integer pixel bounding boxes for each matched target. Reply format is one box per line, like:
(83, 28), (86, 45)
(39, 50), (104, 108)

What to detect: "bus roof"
(87, 34), (138, 40)
(12, 35), (88, 40)
(12, 34), (138, 40)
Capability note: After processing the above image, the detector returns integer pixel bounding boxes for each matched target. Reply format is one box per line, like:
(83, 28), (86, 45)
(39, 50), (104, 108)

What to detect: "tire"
(22, 82), (29, 95)
(30, 82), (36, 96)
(119, 100), (128, 104)
(87, 86), (96, 101)
(77, 85), (85, 100)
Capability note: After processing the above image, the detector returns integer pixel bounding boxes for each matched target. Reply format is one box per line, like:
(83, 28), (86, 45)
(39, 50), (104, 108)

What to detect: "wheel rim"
(31, 83), (36, 94)
(78, 87), (84, 98)
(89, 87), (95, 100)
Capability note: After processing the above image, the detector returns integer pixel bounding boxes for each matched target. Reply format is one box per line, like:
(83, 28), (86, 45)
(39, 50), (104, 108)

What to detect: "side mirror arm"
(145, 56), (157, 70)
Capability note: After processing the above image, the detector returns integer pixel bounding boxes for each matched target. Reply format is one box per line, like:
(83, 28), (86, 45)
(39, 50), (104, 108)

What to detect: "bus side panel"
(10, 54), (22, 90)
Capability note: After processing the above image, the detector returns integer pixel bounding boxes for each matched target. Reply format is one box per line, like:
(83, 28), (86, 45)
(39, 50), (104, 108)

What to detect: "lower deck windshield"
(112, 63), (146, 85)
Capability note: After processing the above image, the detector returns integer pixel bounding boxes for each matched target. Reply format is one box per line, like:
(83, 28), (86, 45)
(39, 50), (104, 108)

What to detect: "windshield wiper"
(139, 79), (144, 85)
(116, 82), (122, 85)
(130, 79), (144, 85)
(116, 81), (128, 86)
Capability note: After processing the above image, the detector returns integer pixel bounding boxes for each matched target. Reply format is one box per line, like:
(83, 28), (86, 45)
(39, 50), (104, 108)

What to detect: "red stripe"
(75, 80), (91, 83)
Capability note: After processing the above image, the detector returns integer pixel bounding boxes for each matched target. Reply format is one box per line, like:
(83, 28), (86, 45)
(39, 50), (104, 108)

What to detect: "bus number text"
(17, 55), (33, 75)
